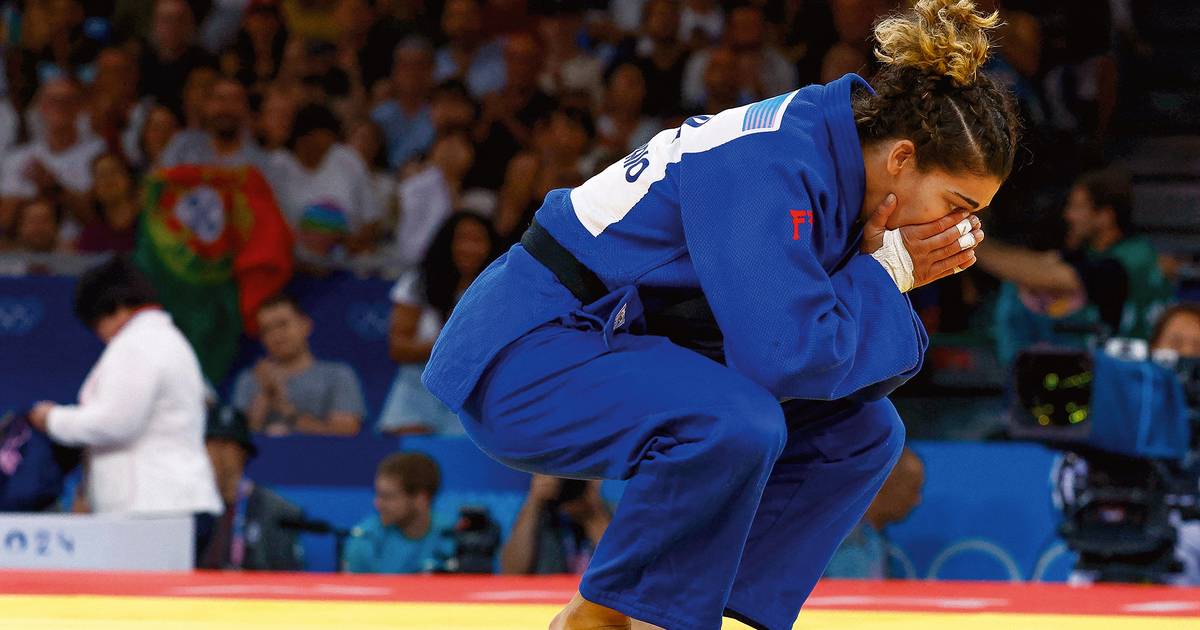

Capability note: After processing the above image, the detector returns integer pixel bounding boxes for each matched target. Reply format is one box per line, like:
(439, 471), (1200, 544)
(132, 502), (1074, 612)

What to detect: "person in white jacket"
(29, 256), (223, 558)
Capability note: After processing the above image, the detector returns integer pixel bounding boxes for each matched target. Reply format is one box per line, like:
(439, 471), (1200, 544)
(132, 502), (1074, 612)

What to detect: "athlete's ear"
(886, 140), (916, 177)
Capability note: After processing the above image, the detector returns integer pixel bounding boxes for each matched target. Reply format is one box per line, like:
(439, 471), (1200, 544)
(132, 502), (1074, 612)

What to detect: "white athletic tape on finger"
(958, 232), (977, 249)
(955, 219), (972, 236)
(953, 266), (964, 274)
(871, 229), (914, 293)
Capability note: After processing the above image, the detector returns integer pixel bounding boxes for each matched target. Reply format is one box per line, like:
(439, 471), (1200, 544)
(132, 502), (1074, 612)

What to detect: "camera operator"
(500, 475), (611, 575)
(1151, 303), (1200, 585)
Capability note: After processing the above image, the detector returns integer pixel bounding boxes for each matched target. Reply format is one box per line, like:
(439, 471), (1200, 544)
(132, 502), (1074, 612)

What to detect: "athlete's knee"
(858, 400), (906, 470)
(713, 387), (787, 466)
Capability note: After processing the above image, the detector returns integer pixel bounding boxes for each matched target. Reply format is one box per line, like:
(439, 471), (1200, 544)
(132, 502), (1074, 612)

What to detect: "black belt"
(520, 220), (609, 305)
(520, 220), (727, 363)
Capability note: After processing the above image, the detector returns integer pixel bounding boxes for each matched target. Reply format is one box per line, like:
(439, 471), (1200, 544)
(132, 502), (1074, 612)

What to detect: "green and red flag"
(134, 165), (293, 383)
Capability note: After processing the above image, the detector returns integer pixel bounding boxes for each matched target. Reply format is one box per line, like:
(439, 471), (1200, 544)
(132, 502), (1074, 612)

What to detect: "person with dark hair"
(10, 199), (63, 254)
(371, 37), (436, 170)
(0, 77), (105, 235)
(394, 131), (477, 266)
(28, 256), (222, 539)
(977, 167), (1173, 339)
(343, 452), (453, 573)
(271, 102), (384, 258)
(231, 294), (366, 436)
(423, 0), (1016, 627)
(158, 77), (274, 175)
(379, 212), (499, 435)
(138, 0), (219, 113)
(500, 475), (611, 575)
(225, 0), (288, 94)
(75, 153), (140, 253)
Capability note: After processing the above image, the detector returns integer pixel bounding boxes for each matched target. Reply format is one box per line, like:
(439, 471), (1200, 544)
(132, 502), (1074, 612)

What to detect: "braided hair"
(853, 0), (1020, 180)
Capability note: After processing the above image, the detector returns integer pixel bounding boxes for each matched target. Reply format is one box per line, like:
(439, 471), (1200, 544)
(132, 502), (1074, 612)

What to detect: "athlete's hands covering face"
(861, 194), (984, 289)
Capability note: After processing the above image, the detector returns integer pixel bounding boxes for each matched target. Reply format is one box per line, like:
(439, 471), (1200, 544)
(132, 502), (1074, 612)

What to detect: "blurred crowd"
(1, 0), (1198, 578)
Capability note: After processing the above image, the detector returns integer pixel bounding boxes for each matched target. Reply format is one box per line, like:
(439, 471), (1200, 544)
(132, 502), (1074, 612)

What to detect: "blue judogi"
(424, 74), (926, 630)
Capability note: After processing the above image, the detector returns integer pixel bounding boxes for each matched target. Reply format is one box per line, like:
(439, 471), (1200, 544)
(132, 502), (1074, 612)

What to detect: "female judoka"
(423, 1), (1019, 628)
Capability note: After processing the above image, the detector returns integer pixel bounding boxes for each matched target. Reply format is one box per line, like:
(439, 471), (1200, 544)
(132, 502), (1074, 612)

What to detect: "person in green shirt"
(978, 167), (1173, 351)
(343, 452), (453, 574)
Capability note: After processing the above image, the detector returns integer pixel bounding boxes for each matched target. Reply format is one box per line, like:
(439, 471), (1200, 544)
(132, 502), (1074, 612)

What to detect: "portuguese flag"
(134, 165), (294, 383)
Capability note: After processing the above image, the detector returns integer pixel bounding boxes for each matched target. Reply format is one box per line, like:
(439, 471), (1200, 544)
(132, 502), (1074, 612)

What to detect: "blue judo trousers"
(424, 74), (929, 630)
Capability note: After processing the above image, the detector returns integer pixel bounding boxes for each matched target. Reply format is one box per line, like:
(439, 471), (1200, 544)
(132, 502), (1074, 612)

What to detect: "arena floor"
(1, 571), (1198, 629)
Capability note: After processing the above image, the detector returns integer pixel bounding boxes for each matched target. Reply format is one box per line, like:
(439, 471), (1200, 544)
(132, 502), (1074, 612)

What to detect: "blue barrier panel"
(887, 440), (1068, 581)
(0, 276), (103, 413)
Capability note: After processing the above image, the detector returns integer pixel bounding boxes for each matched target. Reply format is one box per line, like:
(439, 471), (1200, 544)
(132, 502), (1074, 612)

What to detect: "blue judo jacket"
(423, 74), (929, 412)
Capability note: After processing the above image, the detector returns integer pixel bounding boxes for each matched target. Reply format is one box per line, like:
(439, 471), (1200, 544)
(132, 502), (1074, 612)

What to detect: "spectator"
(395, 131), (476, 267)
(139, 0), (219, 113)
(595, 63), (660, 156)
(469, 32), (555, 191)
(378, 212), (499, 435)
(679, 0), (724, 50)
(346, 117), (397, 221)
(433, 0), (506, 100)
(1151, 303), (1200, 359)
(615, 0), (688, 118)
(537, 6), (604, 105)
(270, 103), (384, 258)
(977, 168), (1173, 341)
(232, 294), (366, 437)
(75, 154), (139, 254)
(344, 452), (453, 574)
(10, 199), (63, 254)
(371, 37), (436, 170)
(134, 105), (181, 172)
(0, 77), (105, 238)
(225, 0), (289, 95)
(500, 475), (611, 575)
(21, 0), (99, 86)
(28, 257), (223, 551)
(180, 66), (221, 131)
(682, 5), (796, 110)
(825, 448), (925, 579)
(254, 84), (298, 152)
(159, 76), (275, 177)
(200, 403), (305, 571)
(696, 45), (742, 113)
(495, 107), (596, 238)
(820, 0), (890, 83)
(89, 47), (150, 167)
(429, 79), (479, 136)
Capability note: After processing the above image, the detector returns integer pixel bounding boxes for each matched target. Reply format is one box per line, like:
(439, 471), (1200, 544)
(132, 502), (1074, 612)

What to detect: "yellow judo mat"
(2, 595), (1198, 630)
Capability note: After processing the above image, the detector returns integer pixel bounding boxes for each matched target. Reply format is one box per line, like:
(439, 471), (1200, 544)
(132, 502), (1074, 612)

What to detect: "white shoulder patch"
(570, 90), (800, 236)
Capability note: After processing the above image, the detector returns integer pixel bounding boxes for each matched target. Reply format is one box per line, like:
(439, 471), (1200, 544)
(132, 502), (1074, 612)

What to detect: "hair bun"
(873, 0), (1000, 87)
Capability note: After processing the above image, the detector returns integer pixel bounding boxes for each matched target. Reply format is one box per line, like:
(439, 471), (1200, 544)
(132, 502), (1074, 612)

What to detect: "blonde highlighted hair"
(853, 0), (1019, 179)
(875, 0), (1000, 87)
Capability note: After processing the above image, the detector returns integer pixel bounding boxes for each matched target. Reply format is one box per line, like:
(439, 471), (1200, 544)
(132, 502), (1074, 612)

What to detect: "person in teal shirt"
(343, 452), (453, 573)
(979, 167), (1174, 355)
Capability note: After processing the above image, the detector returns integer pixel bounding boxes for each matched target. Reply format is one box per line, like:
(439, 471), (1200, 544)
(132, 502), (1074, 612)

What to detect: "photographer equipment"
(439, 505), (501, 574)
(1010, 341), (1200, 583)
(279, 515), (351, 572)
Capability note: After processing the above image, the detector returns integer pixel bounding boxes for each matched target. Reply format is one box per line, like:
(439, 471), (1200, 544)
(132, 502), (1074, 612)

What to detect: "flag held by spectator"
(134, 165), (293, 383)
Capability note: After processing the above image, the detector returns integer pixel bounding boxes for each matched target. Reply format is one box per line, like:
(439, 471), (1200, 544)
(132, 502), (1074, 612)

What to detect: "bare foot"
(549, 592), (629, 630)
(548, 592), (667, 630)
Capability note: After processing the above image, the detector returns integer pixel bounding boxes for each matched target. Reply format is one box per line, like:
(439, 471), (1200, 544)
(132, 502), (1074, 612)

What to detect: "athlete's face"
(880, 140), (1002, 229)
